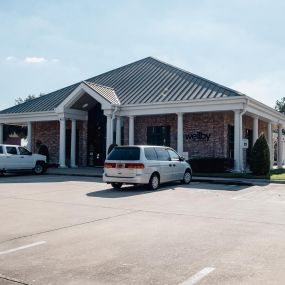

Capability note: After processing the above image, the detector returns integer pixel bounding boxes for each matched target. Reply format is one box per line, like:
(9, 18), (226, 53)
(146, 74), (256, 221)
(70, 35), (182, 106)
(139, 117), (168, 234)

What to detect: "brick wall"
(32, 120), (88, 166)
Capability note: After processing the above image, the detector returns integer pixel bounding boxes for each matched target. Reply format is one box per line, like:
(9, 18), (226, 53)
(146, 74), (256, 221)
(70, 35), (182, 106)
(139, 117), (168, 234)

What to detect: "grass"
(270, 169), (285, 180)
(194, 169), (285, 181)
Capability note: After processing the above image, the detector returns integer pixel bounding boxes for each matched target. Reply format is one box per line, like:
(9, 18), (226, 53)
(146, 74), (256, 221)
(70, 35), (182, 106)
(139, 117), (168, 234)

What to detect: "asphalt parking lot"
(0, 175), (285, 285)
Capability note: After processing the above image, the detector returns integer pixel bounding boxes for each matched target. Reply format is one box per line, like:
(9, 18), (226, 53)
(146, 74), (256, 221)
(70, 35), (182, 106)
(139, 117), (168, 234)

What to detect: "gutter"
(240, 99), (248, 172)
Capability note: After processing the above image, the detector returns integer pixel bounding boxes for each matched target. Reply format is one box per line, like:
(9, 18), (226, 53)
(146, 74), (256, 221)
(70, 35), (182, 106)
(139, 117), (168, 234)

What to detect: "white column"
(129, 116), (134, 145)
(177, 112), (184, 156)
(252, 116), (259, 146)
(71, 119), (77, 168)
(116, 116), (121, 145)
(0, 124), (3, 144)
(234, 110), (240, 172)
(27, 122), (32, 150)
(267, 122), (273, 169)
(106, 114), (112, 153)
(59, 118), (67, 168)
(239, 113), (244, 172)
(277, 125), (283, 168)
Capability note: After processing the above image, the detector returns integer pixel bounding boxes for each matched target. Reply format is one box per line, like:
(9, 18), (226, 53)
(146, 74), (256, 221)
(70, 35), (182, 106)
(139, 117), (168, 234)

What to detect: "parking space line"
(179, 267), (215, 285)
(0, 241), (46, 255)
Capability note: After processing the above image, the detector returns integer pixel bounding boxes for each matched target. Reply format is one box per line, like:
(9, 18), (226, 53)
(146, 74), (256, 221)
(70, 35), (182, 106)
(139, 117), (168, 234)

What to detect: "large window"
(147, 126), (170, 146)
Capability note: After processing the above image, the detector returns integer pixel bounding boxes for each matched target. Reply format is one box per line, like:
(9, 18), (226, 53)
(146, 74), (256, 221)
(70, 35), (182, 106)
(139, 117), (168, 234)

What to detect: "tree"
(15, 93), (45, 105)
(249, 134), (270, 175)
(275, 97), (285, 114)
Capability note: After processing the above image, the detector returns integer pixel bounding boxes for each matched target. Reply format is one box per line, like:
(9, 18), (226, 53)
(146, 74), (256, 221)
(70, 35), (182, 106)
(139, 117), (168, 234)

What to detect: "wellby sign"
(185, 132), (211, 142)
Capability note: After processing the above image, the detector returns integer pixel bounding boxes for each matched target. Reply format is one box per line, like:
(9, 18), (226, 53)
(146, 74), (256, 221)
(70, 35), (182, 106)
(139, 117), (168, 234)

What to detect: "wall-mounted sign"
(185, 132), (211, 142)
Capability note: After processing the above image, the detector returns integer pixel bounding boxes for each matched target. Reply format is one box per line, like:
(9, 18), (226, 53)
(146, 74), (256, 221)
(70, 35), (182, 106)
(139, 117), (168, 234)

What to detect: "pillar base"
(59, 165), (67, 169)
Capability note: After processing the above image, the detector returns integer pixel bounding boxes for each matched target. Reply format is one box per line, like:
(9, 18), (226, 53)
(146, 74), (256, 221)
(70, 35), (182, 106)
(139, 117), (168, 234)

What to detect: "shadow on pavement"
(0, 173), (103, 184)
(86, 181), (253, 199)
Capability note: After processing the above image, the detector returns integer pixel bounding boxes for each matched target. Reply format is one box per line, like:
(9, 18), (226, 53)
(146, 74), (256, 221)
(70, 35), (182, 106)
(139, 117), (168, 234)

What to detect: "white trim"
(55, 82), (114, 113)
(0, 111), (58, 124)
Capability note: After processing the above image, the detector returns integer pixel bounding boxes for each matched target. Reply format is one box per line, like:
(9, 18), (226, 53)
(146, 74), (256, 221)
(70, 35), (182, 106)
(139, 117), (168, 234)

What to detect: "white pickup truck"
(0, 144), (47, 175)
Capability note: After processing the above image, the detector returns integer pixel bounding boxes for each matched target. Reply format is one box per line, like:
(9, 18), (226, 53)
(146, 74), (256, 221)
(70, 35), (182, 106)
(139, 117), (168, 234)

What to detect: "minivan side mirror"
(179, 156), (185, 161)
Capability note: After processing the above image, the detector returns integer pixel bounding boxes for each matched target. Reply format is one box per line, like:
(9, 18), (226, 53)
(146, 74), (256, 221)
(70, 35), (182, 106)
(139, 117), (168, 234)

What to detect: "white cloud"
(25, 57), (47, 64)
(51, 58), (60, 63)
(231, 71), (285, 108)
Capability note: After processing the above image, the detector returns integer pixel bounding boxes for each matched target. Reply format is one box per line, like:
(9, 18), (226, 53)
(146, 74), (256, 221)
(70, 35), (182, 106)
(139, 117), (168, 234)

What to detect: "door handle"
(169, 164), (172, 167)
(173, 164), (176, 167)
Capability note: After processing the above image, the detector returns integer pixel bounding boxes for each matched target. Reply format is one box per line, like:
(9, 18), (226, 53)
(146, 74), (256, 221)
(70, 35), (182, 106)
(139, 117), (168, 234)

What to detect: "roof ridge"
(148, 56), (245, 96)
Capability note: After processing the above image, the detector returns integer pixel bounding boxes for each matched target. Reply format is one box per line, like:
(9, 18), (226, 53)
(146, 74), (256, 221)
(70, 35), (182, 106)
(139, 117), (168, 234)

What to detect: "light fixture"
(82, 103), (88, 108)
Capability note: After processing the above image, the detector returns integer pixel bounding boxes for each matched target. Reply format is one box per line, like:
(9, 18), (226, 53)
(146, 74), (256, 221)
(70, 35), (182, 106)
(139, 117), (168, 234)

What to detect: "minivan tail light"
(104, 162), (116, 168)
(125, 163), (145, 169)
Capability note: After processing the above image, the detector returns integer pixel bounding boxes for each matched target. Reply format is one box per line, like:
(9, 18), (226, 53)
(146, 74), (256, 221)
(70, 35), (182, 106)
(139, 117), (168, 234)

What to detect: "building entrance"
(87, 103), (106, 167)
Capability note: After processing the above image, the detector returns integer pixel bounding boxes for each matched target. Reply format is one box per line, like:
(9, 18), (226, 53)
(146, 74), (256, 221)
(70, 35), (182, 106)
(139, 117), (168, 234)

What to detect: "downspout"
(239, 99), (248, 172)
(111, 105), (119, 145)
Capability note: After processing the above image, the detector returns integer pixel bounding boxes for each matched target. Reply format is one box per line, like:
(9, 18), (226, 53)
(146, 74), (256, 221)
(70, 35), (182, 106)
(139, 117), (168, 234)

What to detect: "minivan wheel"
(34, 162), (45, 175)
(111, 182), (123, 189)
(149, 174), (160, 190)
(182, 170), (192, 184)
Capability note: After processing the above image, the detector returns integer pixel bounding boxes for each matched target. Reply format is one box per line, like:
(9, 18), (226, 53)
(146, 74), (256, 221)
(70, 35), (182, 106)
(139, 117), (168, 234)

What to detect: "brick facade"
(32, 120), (88, 166)
(31, 112), (269, 166)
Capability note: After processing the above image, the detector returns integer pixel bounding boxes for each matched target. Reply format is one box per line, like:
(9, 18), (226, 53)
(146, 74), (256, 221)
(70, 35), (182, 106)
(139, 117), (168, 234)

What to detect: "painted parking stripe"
(0, 241), (46, 255)
(180, 267), (215, 285)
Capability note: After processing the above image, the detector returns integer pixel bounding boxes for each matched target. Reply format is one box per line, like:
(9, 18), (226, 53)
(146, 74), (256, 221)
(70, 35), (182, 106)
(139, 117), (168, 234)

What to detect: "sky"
(0, 0), (285, 110)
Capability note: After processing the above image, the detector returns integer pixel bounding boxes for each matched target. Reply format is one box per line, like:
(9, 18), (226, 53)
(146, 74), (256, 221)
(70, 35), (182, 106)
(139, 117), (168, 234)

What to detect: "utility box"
(242, 139), (249, 149)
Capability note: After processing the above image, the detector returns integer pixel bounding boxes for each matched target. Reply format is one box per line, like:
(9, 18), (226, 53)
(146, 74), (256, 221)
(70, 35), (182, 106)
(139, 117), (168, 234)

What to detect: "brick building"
(0, 57), (284, 171)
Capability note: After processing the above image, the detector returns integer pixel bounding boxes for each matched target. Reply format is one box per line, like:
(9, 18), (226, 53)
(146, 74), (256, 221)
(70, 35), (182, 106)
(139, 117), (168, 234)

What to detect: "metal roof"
(83, 81), (120, 105)
(0, 57), (242, 114)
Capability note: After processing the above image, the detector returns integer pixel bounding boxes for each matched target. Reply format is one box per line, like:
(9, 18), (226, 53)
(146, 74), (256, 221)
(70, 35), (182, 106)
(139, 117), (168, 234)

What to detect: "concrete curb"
(45, 171), (281, 186)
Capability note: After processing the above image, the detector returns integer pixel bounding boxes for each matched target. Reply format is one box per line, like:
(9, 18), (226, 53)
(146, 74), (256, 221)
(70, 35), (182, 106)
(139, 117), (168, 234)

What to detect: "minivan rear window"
(107, 147), (140, 161)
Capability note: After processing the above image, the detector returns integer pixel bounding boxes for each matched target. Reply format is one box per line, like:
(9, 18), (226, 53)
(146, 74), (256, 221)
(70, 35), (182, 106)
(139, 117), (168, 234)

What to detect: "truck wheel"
(34, 162), (45, 175)
(111, 183), (123, 189)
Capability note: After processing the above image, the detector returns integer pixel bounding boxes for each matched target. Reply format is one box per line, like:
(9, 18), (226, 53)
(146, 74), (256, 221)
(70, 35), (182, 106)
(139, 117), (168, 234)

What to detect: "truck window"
(19, 147), (30, 155)
(6, 147), (17, 155)
(0, 146), (3, 154)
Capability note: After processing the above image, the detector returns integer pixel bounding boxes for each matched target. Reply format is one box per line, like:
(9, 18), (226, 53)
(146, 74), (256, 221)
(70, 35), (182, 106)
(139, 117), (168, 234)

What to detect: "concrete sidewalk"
(45, 167), (280, 186)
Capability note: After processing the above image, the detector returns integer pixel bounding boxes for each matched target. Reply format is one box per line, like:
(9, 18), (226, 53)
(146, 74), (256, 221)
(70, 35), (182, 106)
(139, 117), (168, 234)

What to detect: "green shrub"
(188, 157), (234, 173)
(250, 134), (270, 175)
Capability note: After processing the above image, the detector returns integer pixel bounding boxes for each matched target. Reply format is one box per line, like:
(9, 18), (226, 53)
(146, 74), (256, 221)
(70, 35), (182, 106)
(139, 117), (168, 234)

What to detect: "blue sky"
(1, 0), (285, 110)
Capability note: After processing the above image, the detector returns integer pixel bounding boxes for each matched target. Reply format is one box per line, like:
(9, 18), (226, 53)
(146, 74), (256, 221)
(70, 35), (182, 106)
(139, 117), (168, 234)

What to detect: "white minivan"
(103, 145), (192, 190)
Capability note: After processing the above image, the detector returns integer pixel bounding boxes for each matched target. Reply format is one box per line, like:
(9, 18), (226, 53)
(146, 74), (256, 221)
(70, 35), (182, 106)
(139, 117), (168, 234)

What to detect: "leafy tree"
(249, 134), (270, 175)
(15, 93), (45, 105)
(275, 97), (285, 114)
(3, 125), (27, 140)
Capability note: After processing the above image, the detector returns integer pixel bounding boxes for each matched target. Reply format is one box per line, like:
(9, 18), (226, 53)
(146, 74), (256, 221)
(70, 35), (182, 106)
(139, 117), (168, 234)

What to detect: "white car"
(0, 144), (47, 175)
(103, 145), (192, 190)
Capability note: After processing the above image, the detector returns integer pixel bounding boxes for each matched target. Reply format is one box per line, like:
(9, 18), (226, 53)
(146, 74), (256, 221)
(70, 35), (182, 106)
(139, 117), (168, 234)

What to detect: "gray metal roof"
(0, 57), (242, 114)
(83, 81), (120, 105)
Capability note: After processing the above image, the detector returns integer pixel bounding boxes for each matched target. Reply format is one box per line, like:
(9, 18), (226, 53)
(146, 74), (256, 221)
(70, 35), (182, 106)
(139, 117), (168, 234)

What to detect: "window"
(155, 147), (170, 161)
(168, 149), (179, 161)
(147, 126), (170, 146)
(0, 146), (3, 154)
(18, 147), (31, 155)
(6, 147), (17, 155)
(144, 147), (158, 160)
(107, 147), (140, 160)
(228, 125), (234, 159)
